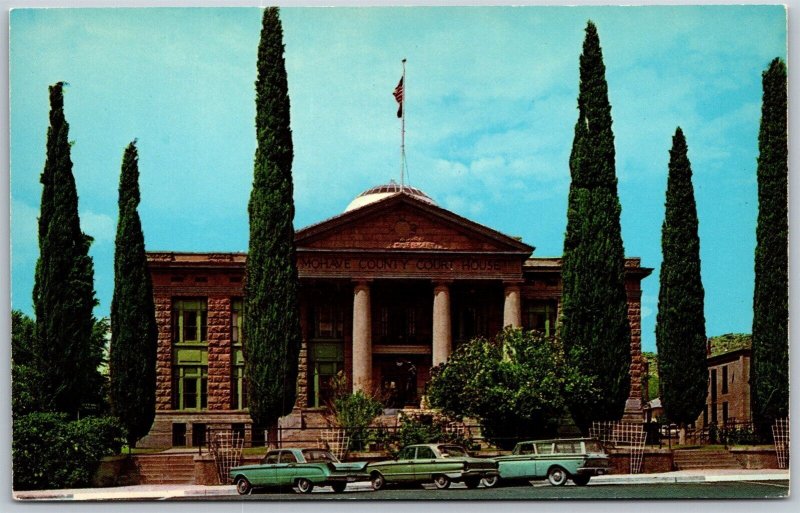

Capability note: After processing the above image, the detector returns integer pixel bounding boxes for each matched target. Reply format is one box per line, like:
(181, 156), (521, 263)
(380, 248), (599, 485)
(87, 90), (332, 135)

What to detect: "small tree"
(244, 7), (302, 437)
(110, 141), (158, 448)
(655, 128), (707, 439)
(751, 57), (788, 437)
(427, 328), (594, 449)
(12, 310), (40, 418)
(561, 21), (631, 431)
(32, 82), (101, 417)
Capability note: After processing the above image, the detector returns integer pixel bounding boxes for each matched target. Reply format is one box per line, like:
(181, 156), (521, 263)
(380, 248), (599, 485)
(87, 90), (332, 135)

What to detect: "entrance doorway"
(379, 358), (419, 408)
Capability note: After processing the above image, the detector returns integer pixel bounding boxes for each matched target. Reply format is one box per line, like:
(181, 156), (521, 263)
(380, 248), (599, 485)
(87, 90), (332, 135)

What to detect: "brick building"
(696, 334), (752, 428)
(139, 183), (652, 447)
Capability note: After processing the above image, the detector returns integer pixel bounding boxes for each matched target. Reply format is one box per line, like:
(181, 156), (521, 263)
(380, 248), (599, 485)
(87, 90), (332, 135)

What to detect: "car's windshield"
(438, 445), (467, 458)
(302, 450), (338, 463)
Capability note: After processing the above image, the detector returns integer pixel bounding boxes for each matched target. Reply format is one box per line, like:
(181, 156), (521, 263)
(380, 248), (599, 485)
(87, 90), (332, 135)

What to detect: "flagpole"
(400, 58), (406, 190)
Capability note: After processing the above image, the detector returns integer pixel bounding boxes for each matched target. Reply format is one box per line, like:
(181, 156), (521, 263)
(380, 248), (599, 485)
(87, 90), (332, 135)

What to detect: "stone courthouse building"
(140, 183), (652, 447)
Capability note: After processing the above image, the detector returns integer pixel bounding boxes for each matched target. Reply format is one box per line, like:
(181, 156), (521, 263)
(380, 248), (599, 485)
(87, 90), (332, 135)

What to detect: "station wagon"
(484, 438), (610, 487)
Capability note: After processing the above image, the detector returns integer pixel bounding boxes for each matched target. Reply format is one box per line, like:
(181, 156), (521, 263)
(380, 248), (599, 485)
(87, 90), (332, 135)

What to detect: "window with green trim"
(172, 299), (208, 410)
(523, 301), (557, 337)
(172, 300), (208, 343)
(231, 299), (248, 410)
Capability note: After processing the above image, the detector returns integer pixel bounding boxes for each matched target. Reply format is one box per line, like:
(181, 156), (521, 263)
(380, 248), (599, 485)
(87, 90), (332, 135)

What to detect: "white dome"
(344, 182), (436, 212)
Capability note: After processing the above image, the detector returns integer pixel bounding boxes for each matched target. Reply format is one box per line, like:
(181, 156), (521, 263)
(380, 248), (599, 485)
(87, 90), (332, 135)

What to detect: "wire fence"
(772, 418), (789, 469)
(207, 429), (244, 484)
(590, 421), (646, 473)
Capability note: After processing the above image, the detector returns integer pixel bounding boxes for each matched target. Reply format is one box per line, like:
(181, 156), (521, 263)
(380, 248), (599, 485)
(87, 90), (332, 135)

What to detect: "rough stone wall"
(154, 294), (173, 411)
(627, 292), (644, 405)
(295, 341), (308, 409)
(207, 296), (232, 411)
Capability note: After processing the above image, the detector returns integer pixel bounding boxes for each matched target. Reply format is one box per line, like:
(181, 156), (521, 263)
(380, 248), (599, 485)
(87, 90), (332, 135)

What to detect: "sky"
(8, 5), (787, 353)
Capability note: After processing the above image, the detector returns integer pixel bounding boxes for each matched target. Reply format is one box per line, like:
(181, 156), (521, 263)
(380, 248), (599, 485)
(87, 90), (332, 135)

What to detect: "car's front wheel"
(331, 482), (347, 493)
(481, 475), (500, 488)
(433, 475), (451, 490)
(371, 472), (386, 491)
(572, 475), (591, 486)
(547, 466), (568, 487)
(296, 478), (314, 494)
(235, 477), (252, 495)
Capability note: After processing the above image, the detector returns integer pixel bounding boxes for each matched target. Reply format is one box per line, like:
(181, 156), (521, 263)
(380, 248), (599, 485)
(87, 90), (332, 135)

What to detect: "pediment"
(296, 193), (533, 255)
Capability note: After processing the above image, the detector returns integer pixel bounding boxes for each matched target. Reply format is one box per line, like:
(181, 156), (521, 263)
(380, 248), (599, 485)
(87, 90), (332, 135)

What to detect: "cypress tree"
(561, 21), (631, 431)
(655, 128), (707, 428)
(32, 82), (100, 417)
(244, 7), (301, 435)
(751, 58), (788, 436)
(110, 141), (158, 447)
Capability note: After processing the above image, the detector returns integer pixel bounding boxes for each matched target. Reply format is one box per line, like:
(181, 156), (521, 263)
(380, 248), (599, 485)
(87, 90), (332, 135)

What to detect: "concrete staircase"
(132, 454), (195, 484)
(673, 449), (743, 470)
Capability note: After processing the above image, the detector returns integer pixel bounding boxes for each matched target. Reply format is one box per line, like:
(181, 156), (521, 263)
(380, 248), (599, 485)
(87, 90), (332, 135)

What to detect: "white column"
(432, 282), (452, 366)
(352, 281), (372, 392)
(503, 283), (522, 328)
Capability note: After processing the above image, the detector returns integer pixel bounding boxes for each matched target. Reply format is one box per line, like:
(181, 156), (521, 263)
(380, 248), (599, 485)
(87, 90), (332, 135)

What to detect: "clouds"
(9, 6), (787, 352)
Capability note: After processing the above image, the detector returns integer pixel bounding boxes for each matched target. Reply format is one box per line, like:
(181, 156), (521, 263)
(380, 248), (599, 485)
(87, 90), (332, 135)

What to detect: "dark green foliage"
(655, 128), (707, 426)
(641, 352), (659, 402)
(110, 141), (158, 447)
(12, 413), (125, 490)
(13, 311), (107, 418)
(427, 328), (595, 449)
(560, 22), (631, 431)
(383, 413), (474, 456)
(244, 7), (301, 432)
(31, 82), (101, 417)
(751, 58), (788, 435)
(330, 390), (384, 451)
(12, 311), (41, 418)
(12, 310), (36, 366)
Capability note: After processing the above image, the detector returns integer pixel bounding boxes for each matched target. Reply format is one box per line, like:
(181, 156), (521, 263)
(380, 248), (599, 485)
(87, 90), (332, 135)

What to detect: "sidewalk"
(13, 468), (790, 501)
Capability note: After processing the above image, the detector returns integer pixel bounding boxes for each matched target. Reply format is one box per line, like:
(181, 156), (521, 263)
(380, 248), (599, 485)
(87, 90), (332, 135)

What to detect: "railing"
(199, 422), (485, 455)
(645, 420), (760, 447)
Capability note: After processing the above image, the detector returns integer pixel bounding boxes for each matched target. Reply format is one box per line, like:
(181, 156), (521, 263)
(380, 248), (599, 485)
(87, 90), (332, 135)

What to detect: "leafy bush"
(326, 372), (385, 451)
(381, 413), (473, 456)
(427, 328), (594, 449)
(13, 412), (125, 490)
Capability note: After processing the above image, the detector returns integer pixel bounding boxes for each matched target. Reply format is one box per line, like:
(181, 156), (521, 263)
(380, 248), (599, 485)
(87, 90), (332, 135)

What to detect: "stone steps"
(133, 455), (195, 484)
(673, 450), (742, 470)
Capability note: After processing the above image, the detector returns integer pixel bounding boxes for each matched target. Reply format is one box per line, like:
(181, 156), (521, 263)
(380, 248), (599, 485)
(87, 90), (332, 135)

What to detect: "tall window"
(523, 301), (557, 337)
(172, 299), (208, 410)
(721, 365), (728, 394)
(231, 299), (247, 410)
(314, 304), (344, 339)
(309, 304), (344, 407)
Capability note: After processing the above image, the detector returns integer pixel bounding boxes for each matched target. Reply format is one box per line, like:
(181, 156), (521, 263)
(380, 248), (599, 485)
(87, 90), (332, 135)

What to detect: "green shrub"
(13, 413), (125, 490)
(328, 381), (384, 451)
(428, 328), (594, 449)
(382, 413), (474, 456)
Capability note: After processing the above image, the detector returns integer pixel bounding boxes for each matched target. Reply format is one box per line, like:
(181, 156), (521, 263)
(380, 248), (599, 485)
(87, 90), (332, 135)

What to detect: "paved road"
(174, 480), (790, 500)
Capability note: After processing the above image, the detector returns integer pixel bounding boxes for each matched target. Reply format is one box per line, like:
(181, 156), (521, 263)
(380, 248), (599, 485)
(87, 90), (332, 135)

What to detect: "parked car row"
(229, 437), (610, 495)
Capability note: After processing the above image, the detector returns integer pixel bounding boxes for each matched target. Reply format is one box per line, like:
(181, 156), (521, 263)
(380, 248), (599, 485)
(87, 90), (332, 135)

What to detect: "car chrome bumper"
(576, 467), (610, 476)
(447, 469), (500, 480)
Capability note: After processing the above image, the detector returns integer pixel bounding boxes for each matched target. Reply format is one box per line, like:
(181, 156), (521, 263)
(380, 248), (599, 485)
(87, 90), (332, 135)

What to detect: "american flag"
(393, 77), (404, 118)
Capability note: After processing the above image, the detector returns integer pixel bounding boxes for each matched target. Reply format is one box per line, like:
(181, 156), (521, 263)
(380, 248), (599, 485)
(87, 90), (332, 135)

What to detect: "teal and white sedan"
(367, 444), (499, 490)
(230, 448), (368, 494)
(484, 438), (610, 487)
